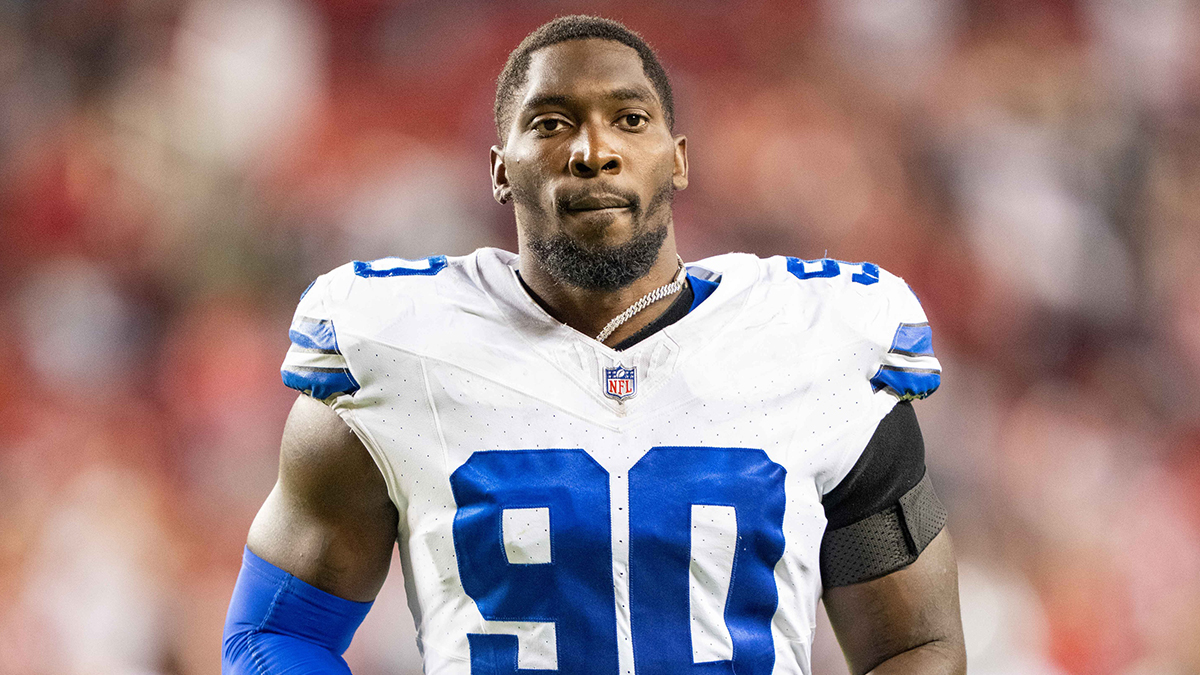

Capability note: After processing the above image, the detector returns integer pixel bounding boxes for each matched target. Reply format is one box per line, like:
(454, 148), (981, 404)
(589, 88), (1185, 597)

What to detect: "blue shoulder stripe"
(289, 317), (339, 353)
(284, 314), (358, 398)
(281, 367), (360, 400)
(870, 366), (940, 400)
(889, 322), (934, 357)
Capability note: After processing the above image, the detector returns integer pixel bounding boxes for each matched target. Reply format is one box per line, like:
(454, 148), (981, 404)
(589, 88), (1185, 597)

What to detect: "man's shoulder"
(696, 253), (924, 320)
(727, 253), (940, 400)
(299, 250), (501, 331)
(307, 251), (479, 307)
(280, 250), (499, 400)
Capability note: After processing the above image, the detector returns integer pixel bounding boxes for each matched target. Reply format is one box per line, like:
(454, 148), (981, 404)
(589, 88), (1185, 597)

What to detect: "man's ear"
(672, 135), (688, 191)
(491, 146), (512, 204)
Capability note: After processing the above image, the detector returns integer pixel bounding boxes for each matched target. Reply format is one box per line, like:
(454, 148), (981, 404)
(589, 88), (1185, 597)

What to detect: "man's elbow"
(866, 636), (966, 675)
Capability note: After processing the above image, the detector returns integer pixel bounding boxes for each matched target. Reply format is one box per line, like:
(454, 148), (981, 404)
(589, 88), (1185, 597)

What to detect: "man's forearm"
(866, 638), (966, 675)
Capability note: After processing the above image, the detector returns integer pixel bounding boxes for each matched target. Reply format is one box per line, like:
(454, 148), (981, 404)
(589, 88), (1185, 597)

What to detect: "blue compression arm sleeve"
(223, 547), (373, 674)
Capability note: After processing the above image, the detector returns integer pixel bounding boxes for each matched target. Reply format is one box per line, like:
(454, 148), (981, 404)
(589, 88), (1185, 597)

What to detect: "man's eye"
(534, 118), (566, 134)
(621, 113), (647, 128)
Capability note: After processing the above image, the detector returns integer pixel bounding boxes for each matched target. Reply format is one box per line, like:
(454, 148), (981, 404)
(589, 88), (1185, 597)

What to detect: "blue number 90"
(451, 447), (787, 675)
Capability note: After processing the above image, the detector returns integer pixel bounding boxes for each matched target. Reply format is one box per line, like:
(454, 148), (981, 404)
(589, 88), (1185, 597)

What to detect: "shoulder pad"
(782, 257), (941, 400)
(279, 256), (453, 400)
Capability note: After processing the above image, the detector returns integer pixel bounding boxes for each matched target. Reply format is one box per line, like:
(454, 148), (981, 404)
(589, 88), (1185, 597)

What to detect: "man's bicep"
(822, 530), (964, 675)
(818, 401), (963, 673)
(821, 401), (947, 587)
(248, 394), (398, 602)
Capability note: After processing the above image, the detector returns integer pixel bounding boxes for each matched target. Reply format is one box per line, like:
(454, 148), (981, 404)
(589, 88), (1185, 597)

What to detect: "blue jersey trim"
(889, 322), (934, 357)
(870, 366), (941, 400)
(288, 317), (338, 353)
(284, 313), (359, 398)
(687, 273), (719, 311)
(281, 367), (360, 400)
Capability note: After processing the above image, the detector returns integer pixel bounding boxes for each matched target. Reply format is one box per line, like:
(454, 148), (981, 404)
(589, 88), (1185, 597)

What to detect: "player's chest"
(405, 339), (864, 468)
(344, 318), (876, 480)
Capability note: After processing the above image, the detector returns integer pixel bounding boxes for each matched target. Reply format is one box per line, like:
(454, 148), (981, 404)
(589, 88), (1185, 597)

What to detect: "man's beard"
(521, 181), (673, 292)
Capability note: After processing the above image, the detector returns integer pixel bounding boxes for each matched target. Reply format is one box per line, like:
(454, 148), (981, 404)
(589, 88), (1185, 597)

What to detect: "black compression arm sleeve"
(820, 401), (947, 587)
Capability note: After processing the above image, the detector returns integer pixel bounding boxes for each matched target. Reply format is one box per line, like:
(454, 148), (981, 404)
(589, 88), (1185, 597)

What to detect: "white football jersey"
(281, 248), (940, 675)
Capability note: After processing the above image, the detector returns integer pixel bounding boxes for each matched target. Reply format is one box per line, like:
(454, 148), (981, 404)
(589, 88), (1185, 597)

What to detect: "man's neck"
(517, 237), (684, 347)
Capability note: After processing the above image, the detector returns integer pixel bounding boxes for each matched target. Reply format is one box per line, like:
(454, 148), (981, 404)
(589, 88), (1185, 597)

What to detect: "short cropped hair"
(494, 15), (675, 140)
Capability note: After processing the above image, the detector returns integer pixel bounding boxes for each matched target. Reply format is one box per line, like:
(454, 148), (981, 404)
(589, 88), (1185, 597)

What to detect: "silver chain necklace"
(595, 257), (687, 344)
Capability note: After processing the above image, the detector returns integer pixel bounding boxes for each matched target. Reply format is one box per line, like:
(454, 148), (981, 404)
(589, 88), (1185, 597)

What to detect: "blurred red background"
(1, 1), (1199, 673)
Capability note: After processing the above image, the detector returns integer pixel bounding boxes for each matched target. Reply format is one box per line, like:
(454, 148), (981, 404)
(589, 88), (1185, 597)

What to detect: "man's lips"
(562, 194), (632, 211)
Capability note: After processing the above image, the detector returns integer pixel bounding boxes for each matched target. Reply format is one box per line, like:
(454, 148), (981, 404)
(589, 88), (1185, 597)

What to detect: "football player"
(223, 15), (965, 675)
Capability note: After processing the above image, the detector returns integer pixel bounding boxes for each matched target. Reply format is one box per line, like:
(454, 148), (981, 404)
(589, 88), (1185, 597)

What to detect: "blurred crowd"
(1, 0), (1198, 673)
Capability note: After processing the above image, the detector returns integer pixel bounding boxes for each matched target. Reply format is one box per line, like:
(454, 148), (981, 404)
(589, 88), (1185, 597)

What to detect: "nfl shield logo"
(604, 365), (637, 401)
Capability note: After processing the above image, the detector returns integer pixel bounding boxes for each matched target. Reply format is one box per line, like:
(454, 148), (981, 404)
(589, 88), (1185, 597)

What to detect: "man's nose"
(568, 125), (622, 178)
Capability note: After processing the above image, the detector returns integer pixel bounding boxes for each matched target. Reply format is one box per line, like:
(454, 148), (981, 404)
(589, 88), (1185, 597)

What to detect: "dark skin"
(824, 531), (965, 674)
(491, 39), (688, 346)
(248, 394), (396, 602)
(247, 38), (966, 673)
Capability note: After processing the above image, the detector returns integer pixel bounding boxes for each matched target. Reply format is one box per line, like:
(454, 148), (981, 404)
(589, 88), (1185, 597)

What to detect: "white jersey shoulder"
(761, 255), (941, 400)
(684, 253), (941, 401)
(280, 254), (477, 400)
